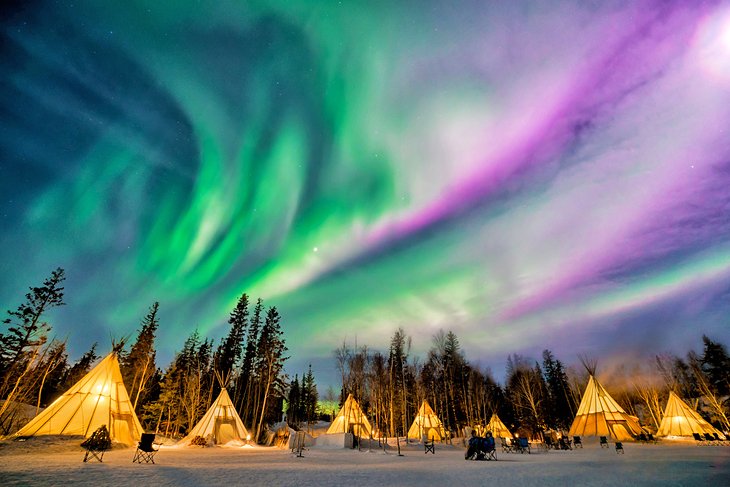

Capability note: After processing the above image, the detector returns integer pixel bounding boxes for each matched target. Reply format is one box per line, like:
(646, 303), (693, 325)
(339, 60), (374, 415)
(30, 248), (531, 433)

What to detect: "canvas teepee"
(657, 391), (725, 438)
(9, 351), (143, 445)
(178, 387), (249, 445)
(568, 375), (642, 441)
(326, 394), (372, 437)
(486, 413), (513, 439)
(407, 400), (445, 440)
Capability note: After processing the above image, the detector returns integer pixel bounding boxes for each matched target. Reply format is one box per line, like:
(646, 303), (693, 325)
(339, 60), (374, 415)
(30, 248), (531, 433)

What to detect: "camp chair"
(486, 448), (497, 460)
(424, 436), (435, 454)
(133, 433), (159, 464)
(693, 433), (706, 446)
(599, 436), (609, 448)
(647, 433), (658, 444)
(615, 441), (624, 454)
(572, 436), (582, 448)
(557, 436), (572, 450)
(465, 435), (496, 461)
(81, 425), (112, 463)
(543, 436), (554, 451)
(515, 437), (531, 454)
(501, 437), (512, 453)
(637, 433), (648, 443)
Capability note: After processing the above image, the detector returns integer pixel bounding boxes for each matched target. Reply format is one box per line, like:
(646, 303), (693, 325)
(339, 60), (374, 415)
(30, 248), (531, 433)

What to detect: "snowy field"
(1, 437), (729, 486)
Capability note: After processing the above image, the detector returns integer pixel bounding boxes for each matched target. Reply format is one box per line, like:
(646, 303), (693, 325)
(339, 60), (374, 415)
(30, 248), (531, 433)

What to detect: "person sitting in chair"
(484, 431), (496, 452)
(466, 430), (496, 460)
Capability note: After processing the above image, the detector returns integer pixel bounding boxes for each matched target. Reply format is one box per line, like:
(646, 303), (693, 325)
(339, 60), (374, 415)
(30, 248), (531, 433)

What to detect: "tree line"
(1, 268), (728, 441)
(333, 327), (730, 438)
(0, 269), (293, 442)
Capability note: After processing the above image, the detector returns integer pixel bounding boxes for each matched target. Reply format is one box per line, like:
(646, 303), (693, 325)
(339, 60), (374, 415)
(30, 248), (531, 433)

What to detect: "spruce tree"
(122, 302), (160, 413)
(238, 298), (263, 421)
(214, 293), (249, 398)
(0, 268), (66, 425)
(700, 335), (730, 396)
(542, 349), (574, 429)
(287, 374), (301, 425)
(302, 365), (318, 427)
(0, 268), (65, 379)
(61, 343), (98, 391)
(254, 306), (288, 440)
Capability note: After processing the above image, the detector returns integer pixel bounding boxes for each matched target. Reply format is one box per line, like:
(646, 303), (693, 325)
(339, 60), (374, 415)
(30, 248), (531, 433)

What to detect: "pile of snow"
(0, 400), (41, 436)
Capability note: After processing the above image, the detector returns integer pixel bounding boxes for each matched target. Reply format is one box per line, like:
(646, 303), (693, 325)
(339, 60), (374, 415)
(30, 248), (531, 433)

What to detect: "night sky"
(2, 1), (730, 383)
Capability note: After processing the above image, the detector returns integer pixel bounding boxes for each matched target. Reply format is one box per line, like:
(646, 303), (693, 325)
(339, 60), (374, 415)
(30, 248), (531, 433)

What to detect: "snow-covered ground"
(1, 436), (728, 486)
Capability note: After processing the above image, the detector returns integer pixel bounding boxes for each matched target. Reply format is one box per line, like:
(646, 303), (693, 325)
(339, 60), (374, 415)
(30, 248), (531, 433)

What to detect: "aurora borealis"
(2, 1), (730, 380)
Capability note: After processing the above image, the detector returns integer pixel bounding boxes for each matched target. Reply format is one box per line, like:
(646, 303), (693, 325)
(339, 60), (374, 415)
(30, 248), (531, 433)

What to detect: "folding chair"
(599, 436), (609, 448)
(558, 436), (572, 450)
(424, 436), (435, 454)
(516, 437), (531, 454)
(615, 441), (624, 454)
(485, 436), (497, 461)
(693, 433), (706, 446)
(572, 436), (583, 448)
(501, 437), (513, 453)
(81, 425), (112, 463)
(543, 436), (554, 451)
(133, 433), (159, 464)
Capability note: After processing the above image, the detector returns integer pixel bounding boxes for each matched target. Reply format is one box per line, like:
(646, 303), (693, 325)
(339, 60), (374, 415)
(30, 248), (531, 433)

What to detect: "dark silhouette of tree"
(0, 268), (66, 428)
(287, 374), (302, 425)
(214, 293), (249, 398)
(61, 343), (98, 391)
(238, 298), (263, 423)
(700, 335), (730, 396)
(253, 307), (288, 440)
(542, 349), (574, 429)
(121, 302), (160, 413)
(302, 364), (318, 429)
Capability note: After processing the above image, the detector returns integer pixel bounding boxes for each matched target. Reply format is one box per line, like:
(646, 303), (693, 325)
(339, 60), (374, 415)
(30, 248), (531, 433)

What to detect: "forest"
(1, 268), (728, 442)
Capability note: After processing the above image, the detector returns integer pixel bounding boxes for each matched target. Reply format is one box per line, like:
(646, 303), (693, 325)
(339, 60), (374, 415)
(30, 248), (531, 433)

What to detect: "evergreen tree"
(253, 306), (288, 440)
(122, 302), (160, 413)
(388, 328), (409, 435)
(542, 349), (574, 429)
(287, 374), (302, 424)
(302, 365), (318, 427)
(216, 293), (249, 382)
(61, 343), (98, 391)
(700, 335), (730, 396)
(0, 268), (65, 382)
(0, 268), (66, 427)
(238, 298), (263, 422)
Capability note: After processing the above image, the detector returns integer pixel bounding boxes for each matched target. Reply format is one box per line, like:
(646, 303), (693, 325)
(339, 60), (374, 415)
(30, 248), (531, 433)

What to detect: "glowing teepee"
(10, 351), (143, 445)
(486, 413), (513, 439)
(407, 400), (445, 440)
(178, 388), (249, 445)
(568, 375), (642, 441)
(657, 391), (725, 438)
(326, 394), (372, 437)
